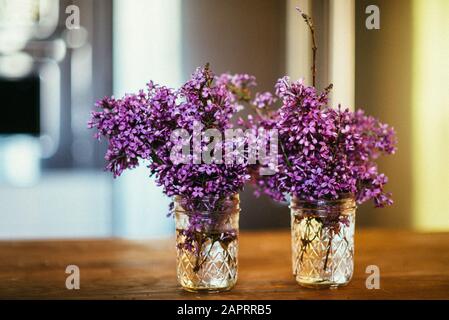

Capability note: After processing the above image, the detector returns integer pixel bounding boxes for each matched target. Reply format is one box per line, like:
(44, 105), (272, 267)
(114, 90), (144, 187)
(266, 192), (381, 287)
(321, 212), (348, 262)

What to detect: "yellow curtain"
(413, 0), (449, 230)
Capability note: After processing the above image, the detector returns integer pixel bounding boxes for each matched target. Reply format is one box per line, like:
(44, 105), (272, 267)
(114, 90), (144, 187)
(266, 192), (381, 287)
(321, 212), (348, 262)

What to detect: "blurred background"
(0, 0), (448, 239)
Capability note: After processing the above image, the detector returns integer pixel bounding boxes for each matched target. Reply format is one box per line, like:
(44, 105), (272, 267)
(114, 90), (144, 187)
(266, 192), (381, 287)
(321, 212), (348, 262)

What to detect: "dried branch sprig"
(296, 7), (317, 87)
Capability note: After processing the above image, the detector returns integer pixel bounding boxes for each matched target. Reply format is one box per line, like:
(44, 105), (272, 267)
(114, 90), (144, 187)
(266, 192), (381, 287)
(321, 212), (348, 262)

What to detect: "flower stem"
(323, 235), (333, 271)
(195, 238), (216, 272)
(296, 7), (317, 87)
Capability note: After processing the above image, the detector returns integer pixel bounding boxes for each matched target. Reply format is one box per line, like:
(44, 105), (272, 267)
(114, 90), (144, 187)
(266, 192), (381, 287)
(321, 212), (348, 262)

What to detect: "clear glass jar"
(174, 193), (240, 293)
(290, 195), (356, 288)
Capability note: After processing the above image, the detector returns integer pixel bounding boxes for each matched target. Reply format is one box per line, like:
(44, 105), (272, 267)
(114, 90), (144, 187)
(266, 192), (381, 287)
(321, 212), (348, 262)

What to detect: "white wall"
(0, 171), (112, 239)
(112, 0), (182, 238)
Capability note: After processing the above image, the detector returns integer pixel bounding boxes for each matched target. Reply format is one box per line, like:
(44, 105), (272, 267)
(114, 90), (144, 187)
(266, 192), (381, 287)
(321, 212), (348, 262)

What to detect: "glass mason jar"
(174, 193), (240, 292)
(290, 194), (356, 288)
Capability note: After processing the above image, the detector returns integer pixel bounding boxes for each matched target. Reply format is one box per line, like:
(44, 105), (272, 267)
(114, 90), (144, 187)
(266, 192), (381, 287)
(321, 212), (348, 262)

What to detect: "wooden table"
(0, 230), (448, 299)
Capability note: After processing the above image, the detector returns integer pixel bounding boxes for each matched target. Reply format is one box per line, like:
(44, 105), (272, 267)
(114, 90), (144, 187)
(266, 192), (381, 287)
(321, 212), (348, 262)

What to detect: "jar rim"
(173, 193), (240, 215)
(291, 193), (356, 210)
(173, 193), (239, 202)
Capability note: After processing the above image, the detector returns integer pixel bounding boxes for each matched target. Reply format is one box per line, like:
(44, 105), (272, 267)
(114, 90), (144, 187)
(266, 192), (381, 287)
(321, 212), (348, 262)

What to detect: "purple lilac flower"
(251, 92), (277, 109)
(88, 84), (178, 178)
(251, 77), (397, 208)
(215, 72), (257, 110)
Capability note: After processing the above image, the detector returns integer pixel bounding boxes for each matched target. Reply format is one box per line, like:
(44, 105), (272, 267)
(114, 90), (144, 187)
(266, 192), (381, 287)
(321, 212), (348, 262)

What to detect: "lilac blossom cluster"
(250, 77), (397, 208)
(251, 92), (277, 109)
(215, 73), (257, 110)
(88, 84), (178, 178)
(89, 65), (252, 204)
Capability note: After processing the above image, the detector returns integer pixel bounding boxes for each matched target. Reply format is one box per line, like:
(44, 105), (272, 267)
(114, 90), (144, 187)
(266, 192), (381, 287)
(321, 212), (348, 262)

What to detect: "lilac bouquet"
(246, 9), (397, 209)
(249, 78), (397, 207)
(88, 64), (250, 199)
(89, 65), (255, 280)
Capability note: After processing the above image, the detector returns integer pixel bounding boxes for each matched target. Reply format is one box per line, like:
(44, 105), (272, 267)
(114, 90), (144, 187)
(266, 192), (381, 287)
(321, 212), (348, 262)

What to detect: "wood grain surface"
(0, 230), (448, 299)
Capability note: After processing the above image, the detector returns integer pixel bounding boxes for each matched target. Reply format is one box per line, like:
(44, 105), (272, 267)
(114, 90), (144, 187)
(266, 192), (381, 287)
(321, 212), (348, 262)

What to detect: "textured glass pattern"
(176, 235), (238, 292)
(174, 194), (239, 292)
(291, 196), (356, 288)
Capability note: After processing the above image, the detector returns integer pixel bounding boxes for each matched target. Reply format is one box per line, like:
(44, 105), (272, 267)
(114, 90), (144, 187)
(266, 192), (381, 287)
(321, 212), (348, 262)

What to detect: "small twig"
(323, 235), (333, 271)
(323, 83), (333, 95)
(195, 238), (216, 272)
(298, 217), (319, 262)
(296, 7), (317, 87)
(280, 142), (292, 168)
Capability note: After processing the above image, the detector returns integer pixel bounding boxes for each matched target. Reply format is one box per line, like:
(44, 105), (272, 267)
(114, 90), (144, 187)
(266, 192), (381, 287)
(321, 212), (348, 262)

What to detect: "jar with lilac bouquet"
(247, 9), (397, 288)
(88, 64), (254, 292)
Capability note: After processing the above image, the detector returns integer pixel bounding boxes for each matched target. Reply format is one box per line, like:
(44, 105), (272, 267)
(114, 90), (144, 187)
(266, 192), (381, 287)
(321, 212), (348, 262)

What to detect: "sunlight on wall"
(113, 0), (182, 238)
(329, 0), (355, 109)
(286, 0), (311, 83)
(286, 0), (355, 109)
(412, 0), (449, 231)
